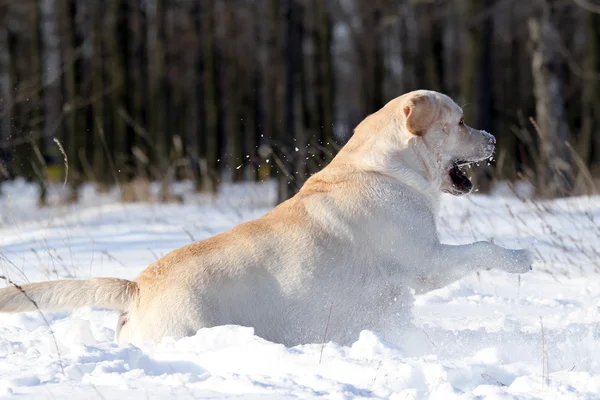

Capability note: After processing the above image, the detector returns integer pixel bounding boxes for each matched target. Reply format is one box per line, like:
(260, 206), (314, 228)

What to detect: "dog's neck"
(334, 133), (443, 212)
(383, 140), (443, 212)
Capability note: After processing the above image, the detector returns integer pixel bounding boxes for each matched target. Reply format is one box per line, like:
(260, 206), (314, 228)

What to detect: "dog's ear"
(402, 94), (440, 136)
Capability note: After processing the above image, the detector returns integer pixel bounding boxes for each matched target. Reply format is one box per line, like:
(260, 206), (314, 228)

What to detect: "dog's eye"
(459, 117), (464, 126)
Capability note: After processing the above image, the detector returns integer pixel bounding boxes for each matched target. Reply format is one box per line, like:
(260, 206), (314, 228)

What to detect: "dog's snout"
(480, 130), (495, 144)
(475, 130), (496, 157)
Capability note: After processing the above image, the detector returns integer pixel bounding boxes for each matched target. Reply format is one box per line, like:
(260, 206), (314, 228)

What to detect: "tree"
(0, 2), (12, 179)
(61, 0), (87, 201)
(313, 0), (335, 171)
(279, 0), (300, 201)
(222, 4), (244, 183)
(356, 1), (385, 115)
(580, 10), (600, 175)
(528, 0), (573, 197)
(202, 0), (220, 193)
(461, 0), (495, 193)
(39, 0), (63, 198)
(91, 1), (107, 185)
(130, 0), (149, 179)
(30, 0), (48, 203)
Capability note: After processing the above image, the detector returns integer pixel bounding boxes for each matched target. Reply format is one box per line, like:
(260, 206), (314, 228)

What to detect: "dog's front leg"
(415, 241), (532, 293)
(441, 240), (533, 273)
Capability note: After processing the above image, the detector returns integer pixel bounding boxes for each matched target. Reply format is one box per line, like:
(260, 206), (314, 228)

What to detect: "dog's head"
(400, 91), (496, 195)
(342, 90), (496, 196)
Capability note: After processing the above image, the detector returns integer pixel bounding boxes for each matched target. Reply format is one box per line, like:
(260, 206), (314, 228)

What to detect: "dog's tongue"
(449, 164), (473, 194)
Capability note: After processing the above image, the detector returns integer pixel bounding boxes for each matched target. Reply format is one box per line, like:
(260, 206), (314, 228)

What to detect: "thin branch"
(53, 138), (68, 188)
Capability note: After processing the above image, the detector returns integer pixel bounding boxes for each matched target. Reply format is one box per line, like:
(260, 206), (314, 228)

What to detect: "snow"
(0, 179), (600, 399)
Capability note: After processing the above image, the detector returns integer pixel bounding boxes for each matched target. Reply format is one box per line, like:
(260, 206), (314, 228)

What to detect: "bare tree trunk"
(416, 1), (441, 92)
(108, 0), (131, 184)
(40, 0), (62, 173)
(528, 1), (573, 198)
(581, 11), (600, 176)
(167, 1), (188, 185)
(190, 1), (208, 189)
(148, 0), (171, 200)
(250, 0), (264, 181)
(265, 0), (281, 184)
(91, 2), (107, 186)
(400, 1), (418, 93)
(61, 0), (83, 201)
(7, 28), (19, 176)
(314, 0), (334, 170)
(279, 0), (299, 202)
(186, 1), (200, 187)
(461, 0), (494, 193)
(155, 0), (167, 163)
(202, 0), (219, 193)
(0, 3), (12, 179)
(492, 4), (520, 182)
(223, 7), (243, 183)
(130, 0), (148, 179)
(31, 0), (48, 204)
(357, 2), (384, 115)
(294, 2), (308, 189)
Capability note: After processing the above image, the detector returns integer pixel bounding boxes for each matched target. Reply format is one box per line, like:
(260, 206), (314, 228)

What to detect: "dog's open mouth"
(447, 161), (474, 195)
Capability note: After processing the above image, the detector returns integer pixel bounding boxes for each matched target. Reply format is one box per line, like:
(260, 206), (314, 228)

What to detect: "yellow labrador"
(0, 90), (532, 346)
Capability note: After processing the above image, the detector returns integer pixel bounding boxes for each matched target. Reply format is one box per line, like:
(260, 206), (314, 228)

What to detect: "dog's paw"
(503, 248), (533, 273)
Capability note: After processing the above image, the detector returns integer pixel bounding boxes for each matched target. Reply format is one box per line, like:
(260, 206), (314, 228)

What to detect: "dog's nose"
(481, 130), (496, 145)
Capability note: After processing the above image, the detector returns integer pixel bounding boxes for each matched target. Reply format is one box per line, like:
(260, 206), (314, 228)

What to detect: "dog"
(0, 90), (532, 346)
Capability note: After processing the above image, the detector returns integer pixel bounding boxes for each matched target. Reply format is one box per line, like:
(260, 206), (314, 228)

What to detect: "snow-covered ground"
(0, 179), (599, 399)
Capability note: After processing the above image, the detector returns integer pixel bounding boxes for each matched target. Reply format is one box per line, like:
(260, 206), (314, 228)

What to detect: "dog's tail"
(0, 278), (138, 313)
